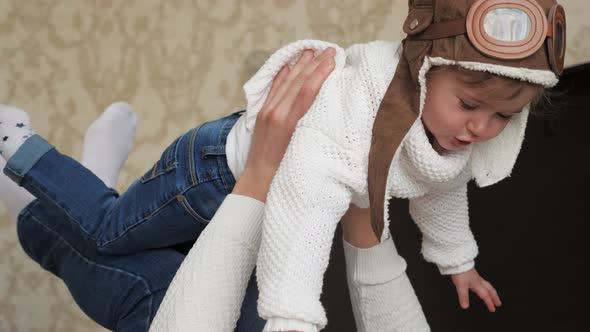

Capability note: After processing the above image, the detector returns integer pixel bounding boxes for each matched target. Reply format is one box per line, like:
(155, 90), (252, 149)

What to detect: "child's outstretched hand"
(451, 268), (502, 312)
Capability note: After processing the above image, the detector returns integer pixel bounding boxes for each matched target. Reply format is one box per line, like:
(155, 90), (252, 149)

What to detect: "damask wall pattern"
(0, 1), (587, 331)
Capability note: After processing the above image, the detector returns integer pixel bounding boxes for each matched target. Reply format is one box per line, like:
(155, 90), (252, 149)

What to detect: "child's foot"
(0, 103), (137, 223)
(81, 102), (138, 188)
(0, 105), (34, 160)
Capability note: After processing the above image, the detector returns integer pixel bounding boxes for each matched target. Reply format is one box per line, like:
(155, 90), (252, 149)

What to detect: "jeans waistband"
(186, 111), (242, 189)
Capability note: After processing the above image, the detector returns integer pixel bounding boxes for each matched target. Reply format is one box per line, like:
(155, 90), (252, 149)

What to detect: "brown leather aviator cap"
(368, 0), (566, 238)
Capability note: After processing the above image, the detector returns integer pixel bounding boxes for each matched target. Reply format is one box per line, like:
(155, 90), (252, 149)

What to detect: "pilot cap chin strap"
(368, 53), (423, 238)
(368, 0), (438, 239)
(368, 0), (437, 239)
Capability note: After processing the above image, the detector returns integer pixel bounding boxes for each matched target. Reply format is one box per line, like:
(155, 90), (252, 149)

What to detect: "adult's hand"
(232, 47), (336, 202)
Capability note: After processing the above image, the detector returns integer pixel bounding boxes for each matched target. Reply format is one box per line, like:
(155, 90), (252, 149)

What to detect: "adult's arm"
(149, 192), (264, 332)
(149, 48), (336, 332)
(341, 205), (431, 332)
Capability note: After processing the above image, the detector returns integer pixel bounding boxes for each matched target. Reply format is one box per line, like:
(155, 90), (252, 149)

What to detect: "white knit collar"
(402, 119), (472, 183)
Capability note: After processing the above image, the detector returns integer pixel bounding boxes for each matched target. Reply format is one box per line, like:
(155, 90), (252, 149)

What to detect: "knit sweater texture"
(150, 194), (431, 331)
(343, 237), (430, 332)
(150, 194), (264, 332)
(225, 40), (479, 331)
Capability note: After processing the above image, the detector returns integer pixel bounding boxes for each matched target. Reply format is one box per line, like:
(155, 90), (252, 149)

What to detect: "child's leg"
(18, 199), (265, 332)
(0, 156), (34, 221)
(2, 107), (242, 254)
(8, 108), (264, 331)
(0, 103), (137, 222)
(16, 199), (183, 332)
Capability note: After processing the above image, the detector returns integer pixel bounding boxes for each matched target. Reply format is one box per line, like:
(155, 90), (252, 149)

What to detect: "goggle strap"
(407, 18), (467, 40)
(408, 18), (555, 40)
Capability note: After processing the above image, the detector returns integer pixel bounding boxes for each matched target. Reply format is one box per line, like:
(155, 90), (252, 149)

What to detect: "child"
(1, 0), (566, 331)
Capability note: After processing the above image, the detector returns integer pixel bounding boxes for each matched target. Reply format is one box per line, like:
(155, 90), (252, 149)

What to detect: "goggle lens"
(483, 8), (532, 43)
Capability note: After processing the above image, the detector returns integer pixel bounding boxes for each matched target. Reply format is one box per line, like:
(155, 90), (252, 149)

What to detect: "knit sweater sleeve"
(149, 194), (264, 332)
(408, 183), (478, 275)
(256, 125), (359, 332)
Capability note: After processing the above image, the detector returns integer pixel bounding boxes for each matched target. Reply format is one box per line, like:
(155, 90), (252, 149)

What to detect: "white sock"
(0, 102), (137, 223)
(0, 104), (34, 160)
(81, 102), (137, 189)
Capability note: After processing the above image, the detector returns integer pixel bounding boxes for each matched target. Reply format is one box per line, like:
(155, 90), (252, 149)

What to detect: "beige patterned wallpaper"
(0, 1), (588, 331)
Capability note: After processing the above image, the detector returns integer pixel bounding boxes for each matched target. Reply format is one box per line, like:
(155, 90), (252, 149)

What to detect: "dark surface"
(322, 63), (590, 332)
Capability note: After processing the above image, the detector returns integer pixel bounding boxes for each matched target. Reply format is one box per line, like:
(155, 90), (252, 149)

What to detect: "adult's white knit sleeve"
(256, 125), (359, 332)
(343, 236), (430, 332)
(149, 194), (264, 332)
(408, 183), (478, 275)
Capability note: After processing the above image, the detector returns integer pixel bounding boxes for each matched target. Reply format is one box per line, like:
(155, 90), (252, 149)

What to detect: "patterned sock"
(0, 105), (34, 160)
(81, 102), (137, 189)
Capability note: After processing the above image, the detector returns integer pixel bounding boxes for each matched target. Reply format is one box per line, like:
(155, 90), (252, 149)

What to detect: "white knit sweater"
(223, 40), (477, 331)
(150, 194), (431, 332)
(152, 40), (481, 332)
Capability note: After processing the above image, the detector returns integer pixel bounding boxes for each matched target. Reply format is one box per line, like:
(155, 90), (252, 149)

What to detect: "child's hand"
(451, 268), (502, 312)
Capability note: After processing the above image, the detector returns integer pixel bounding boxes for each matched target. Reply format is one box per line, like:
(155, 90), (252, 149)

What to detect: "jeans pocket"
(177, 194), (210, 225)
(140, 136), (181, 184)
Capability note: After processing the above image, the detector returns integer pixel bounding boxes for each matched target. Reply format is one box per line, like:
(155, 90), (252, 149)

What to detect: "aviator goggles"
(404, 0), (567, 74)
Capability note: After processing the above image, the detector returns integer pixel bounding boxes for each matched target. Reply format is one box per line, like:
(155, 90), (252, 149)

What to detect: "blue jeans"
(6, 111), (265, 331)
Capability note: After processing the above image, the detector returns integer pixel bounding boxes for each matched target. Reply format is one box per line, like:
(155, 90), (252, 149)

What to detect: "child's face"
(422, 68), (538, 152)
